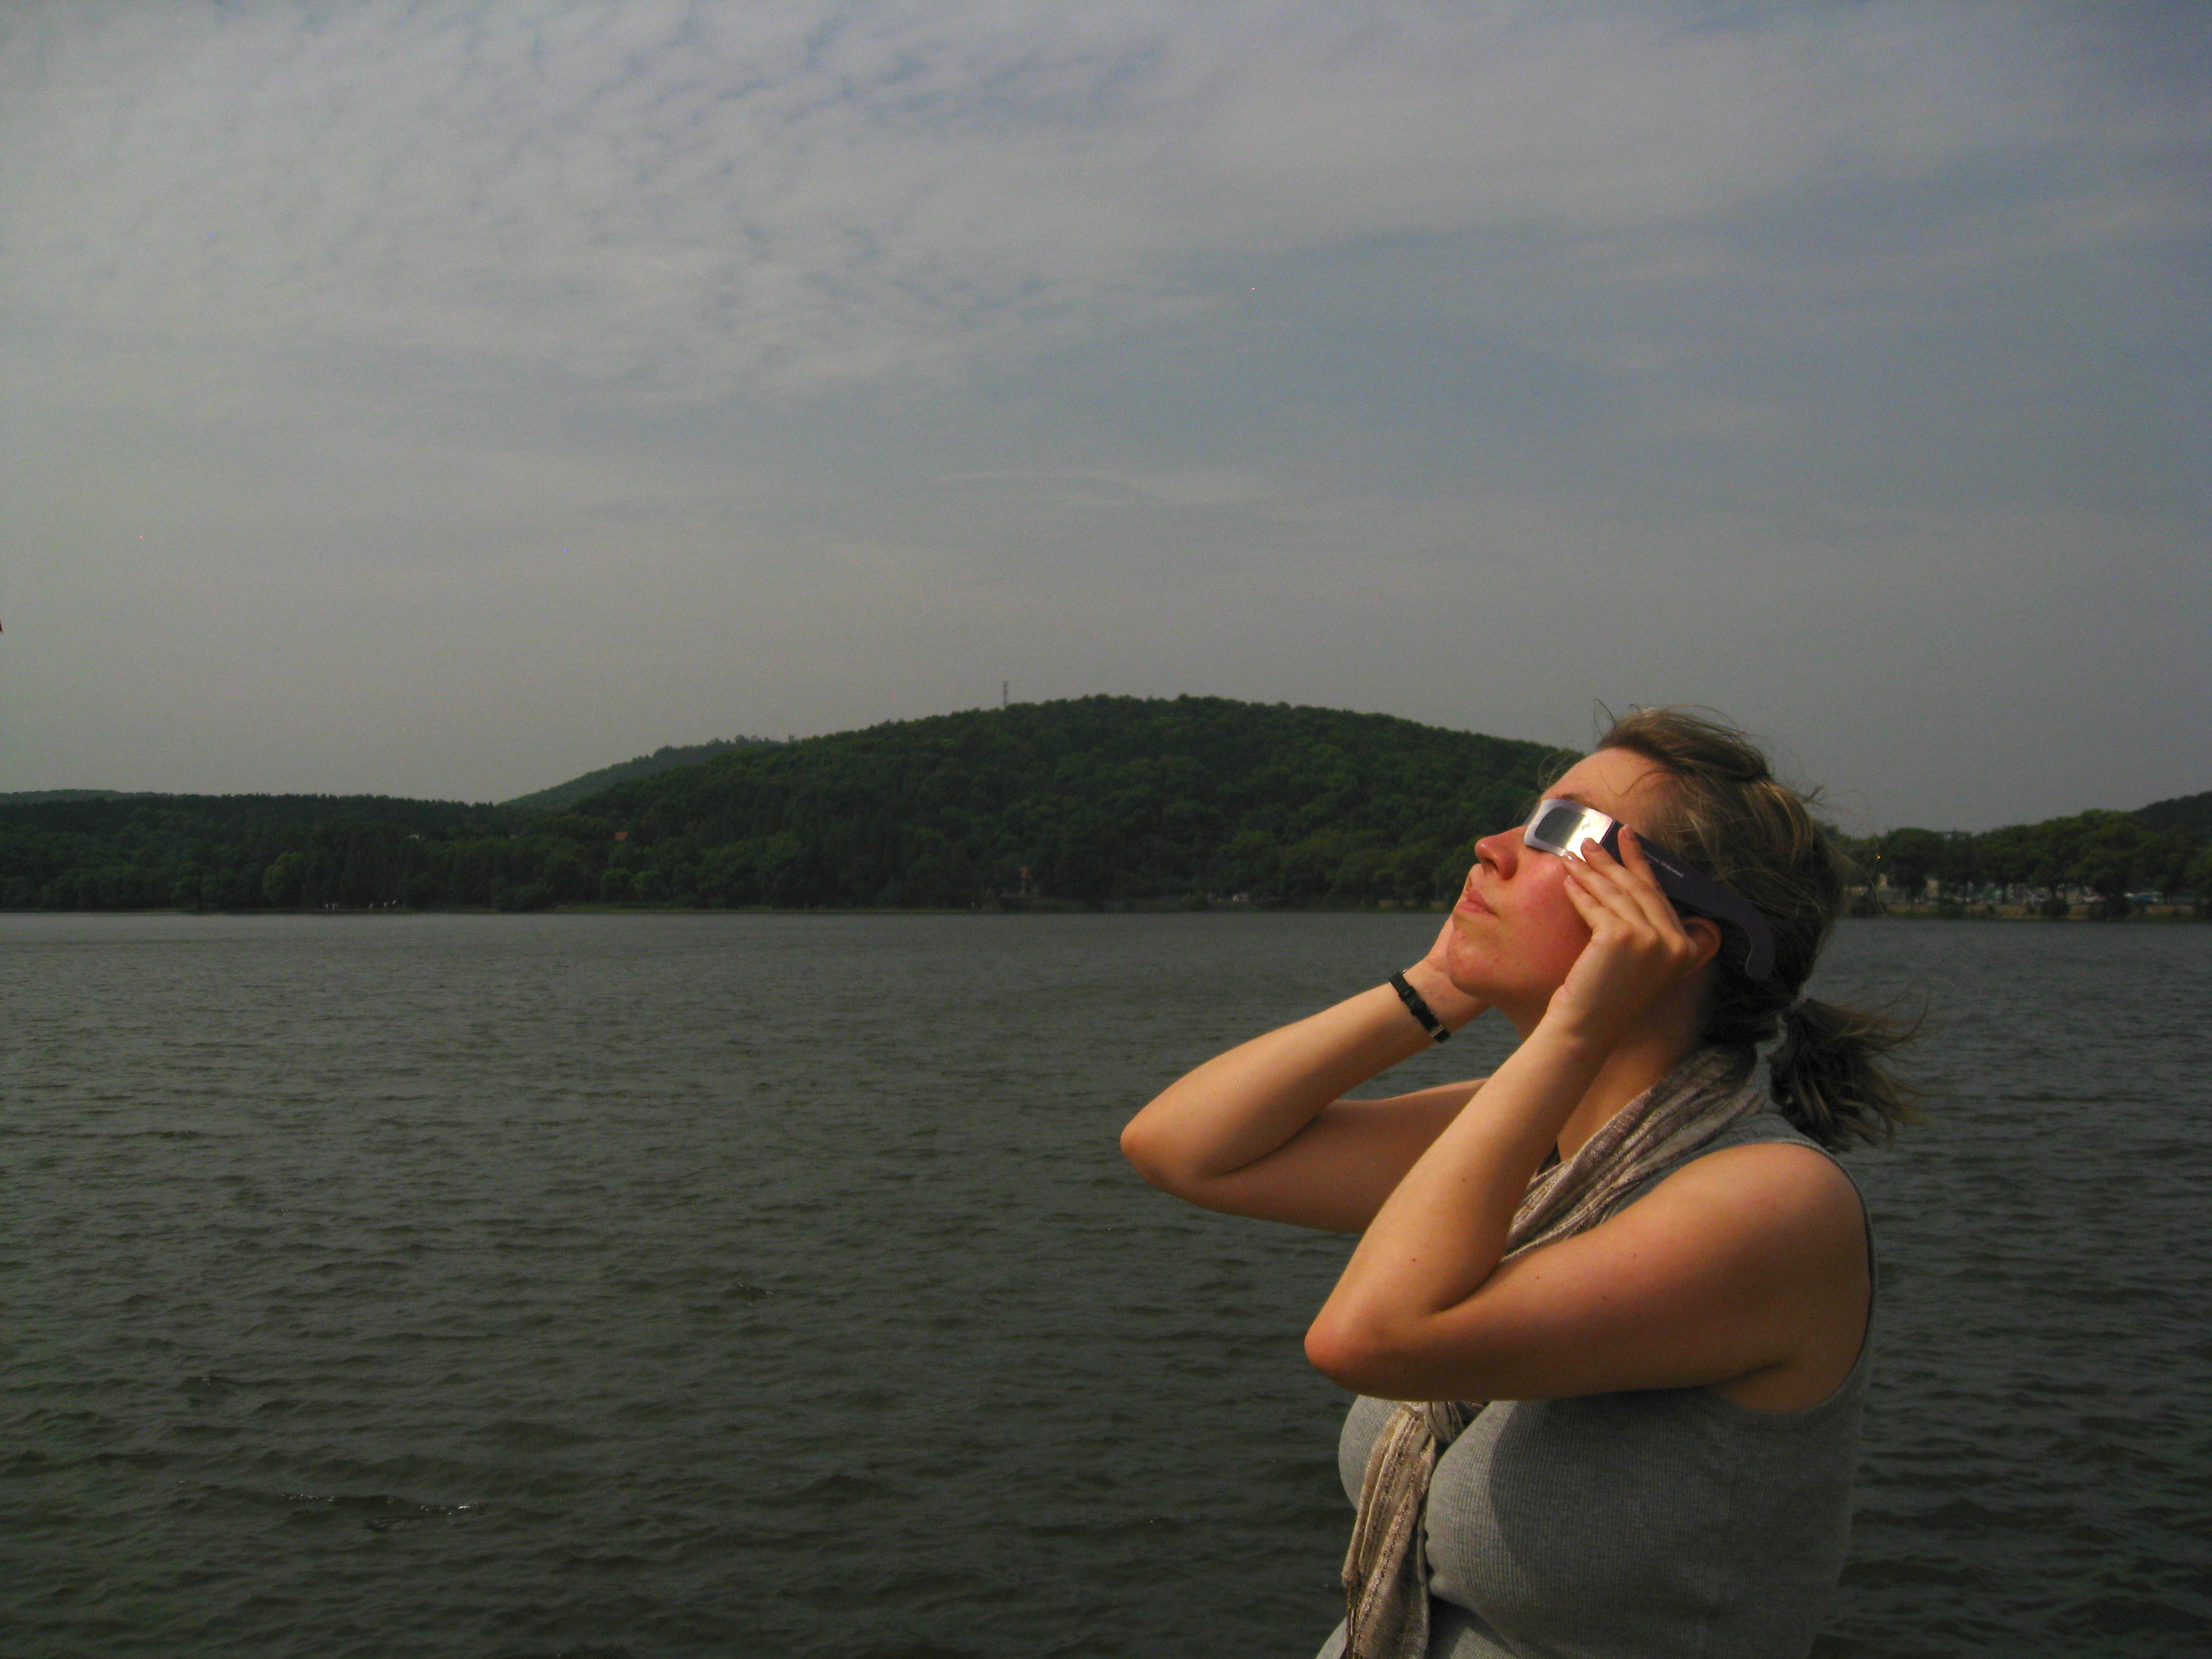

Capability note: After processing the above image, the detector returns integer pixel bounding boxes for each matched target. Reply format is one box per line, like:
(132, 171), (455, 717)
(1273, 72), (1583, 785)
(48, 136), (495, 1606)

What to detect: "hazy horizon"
(5, 1), (2207, 834)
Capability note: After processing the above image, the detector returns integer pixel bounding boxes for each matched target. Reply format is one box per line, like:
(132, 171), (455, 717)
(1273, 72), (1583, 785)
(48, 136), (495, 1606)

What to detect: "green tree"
(262, 851), (306, 907)
(2070, 813), (2152, 912)
(2185, 845), (2212, 912)
(1879, 828), (1949, 896)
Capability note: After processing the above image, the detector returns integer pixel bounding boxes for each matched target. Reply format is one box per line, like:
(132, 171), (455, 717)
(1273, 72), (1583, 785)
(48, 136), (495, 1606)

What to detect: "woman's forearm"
(1308, 1020), (1607, 1352)
(1120, 962), (1480, 1187)
(1307, 828), (1723, 1387)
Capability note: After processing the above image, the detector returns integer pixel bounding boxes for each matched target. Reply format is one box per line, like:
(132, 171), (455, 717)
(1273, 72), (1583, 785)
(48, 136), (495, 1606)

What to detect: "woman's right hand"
(1405, 908), (1487, 1035)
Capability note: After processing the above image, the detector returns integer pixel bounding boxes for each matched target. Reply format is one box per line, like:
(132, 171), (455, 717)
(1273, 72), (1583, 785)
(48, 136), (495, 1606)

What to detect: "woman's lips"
(1456, 880), (1492, 917)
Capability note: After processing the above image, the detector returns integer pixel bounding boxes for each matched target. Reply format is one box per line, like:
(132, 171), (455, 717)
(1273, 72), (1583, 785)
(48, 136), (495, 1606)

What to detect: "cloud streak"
(12, 1), (2200, 395)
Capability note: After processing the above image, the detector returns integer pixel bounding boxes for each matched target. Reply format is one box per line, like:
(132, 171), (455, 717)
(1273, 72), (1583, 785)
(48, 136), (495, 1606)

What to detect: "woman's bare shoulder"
(1633, 1139), (1867, 1279)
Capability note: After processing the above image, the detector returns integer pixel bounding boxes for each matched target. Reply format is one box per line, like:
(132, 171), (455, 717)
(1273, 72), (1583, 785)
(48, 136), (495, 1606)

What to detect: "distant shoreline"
(1853, 902), (2203, 923)
(12, 901), (2205, 922)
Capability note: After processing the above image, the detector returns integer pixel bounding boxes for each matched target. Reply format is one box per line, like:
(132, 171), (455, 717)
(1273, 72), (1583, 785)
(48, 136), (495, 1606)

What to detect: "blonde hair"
(1586, 708), (1919, 1149)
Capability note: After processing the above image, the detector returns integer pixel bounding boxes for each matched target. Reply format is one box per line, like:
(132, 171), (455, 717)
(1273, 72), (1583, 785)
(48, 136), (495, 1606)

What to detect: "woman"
(1120, 709), (1914, 1659)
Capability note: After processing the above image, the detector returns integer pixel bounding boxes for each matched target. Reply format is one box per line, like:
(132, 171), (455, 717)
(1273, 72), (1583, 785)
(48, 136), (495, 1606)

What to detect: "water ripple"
(3, 912), (2207, 1656)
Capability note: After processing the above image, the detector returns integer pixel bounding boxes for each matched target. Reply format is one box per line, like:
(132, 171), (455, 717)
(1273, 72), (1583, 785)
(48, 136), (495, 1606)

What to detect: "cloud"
(7, 0), (2201, 403)
(2, 1), (2205, 821)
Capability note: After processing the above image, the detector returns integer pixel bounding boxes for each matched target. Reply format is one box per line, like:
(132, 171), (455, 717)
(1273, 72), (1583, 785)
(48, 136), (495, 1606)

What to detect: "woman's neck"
(1553, 1028), (1703, 1160)
(1494, 975), (1713, 1160)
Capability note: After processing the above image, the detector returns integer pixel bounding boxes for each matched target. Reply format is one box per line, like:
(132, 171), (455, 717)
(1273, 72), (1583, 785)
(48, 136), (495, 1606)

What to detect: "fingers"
(1570, 828), (1688, 942)
(1559, 853), (1657, 945)
(1555, 855), (1616, 926)
(1560, 836), (1696, 975)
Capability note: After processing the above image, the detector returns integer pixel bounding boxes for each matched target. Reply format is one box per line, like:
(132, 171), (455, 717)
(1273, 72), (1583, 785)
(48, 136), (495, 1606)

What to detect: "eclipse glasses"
(1521, 799), (1776, 981)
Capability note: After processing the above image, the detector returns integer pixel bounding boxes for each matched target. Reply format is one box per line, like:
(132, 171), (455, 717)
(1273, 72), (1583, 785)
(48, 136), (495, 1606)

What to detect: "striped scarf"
(1339, 1046), (1764, 1659)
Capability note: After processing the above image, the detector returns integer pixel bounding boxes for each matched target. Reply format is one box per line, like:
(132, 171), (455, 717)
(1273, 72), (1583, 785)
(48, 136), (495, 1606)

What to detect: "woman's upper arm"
(1305, 1143), (1868, 1399)
(1135, 1080), (1485, 1233)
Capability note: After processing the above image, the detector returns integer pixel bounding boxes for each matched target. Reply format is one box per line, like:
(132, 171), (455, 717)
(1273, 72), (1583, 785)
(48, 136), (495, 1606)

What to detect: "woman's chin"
(1441, 947), (1496, 1002)
(1443, 949), (1559, 1021)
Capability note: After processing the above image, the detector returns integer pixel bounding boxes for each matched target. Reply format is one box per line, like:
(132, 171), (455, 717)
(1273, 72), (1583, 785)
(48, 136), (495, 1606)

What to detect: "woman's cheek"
(1523, 875), (1593, 980)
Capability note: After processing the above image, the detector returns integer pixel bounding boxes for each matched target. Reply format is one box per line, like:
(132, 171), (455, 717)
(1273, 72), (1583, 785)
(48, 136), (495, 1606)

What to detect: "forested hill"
(0, 698), (1568, 911)
(572, 697), (1568, 908)
(0, 789), (154, 805)
(5, 697), (2205, 913)
(0, 794), (518, 911)
(501, 735), (778, 812)
(2134, 788), (2212, 838)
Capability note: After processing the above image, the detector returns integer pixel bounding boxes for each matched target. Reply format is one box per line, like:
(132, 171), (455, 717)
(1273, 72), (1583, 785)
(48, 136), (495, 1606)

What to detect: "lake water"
(4, 913), (2208, 1657)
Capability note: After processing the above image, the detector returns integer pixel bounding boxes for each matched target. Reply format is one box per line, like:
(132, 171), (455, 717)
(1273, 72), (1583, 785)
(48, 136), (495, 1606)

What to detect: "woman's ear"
(1681, 914), (1723, 975)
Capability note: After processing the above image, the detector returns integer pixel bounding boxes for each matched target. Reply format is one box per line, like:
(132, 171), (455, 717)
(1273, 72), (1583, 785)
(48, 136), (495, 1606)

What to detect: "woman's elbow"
(1304, 1307), (1412, 1393)
(1305, 1307), (1490, 1397)
(1118, 1117), (1154, 1177)
(1302, 1315), (1361, 1389)
(1119, 1114), (1182, 1191)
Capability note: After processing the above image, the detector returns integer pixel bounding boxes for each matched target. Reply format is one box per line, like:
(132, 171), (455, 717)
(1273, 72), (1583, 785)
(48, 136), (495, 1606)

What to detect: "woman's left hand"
(1544, 827), (1715, 1048)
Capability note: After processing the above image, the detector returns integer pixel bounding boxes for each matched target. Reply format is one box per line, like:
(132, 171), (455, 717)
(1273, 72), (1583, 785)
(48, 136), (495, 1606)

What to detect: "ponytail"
(1584, 707), (1925, 1151)
(1769, 996), (1923, 1150)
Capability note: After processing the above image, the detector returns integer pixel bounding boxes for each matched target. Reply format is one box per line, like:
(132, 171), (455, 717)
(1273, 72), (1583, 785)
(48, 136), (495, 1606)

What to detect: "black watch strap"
(1389, 971), (1451, 1044)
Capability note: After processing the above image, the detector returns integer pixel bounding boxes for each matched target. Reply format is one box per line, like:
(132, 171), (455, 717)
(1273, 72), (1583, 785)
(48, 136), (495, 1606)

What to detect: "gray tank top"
(1319, 1113), (1873, 1659)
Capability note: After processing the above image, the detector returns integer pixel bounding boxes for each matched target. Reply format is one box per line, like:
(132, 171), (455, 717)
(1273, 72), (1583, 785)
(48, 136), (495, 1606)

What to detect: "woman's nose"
(1473, 828), (1519, 875)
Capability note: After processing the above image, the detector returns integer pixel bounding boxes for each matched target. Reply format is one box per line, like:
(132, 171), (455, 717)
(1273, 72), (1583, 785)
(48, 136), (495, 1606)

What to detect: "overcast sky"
(3, 1), (2205, 830)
